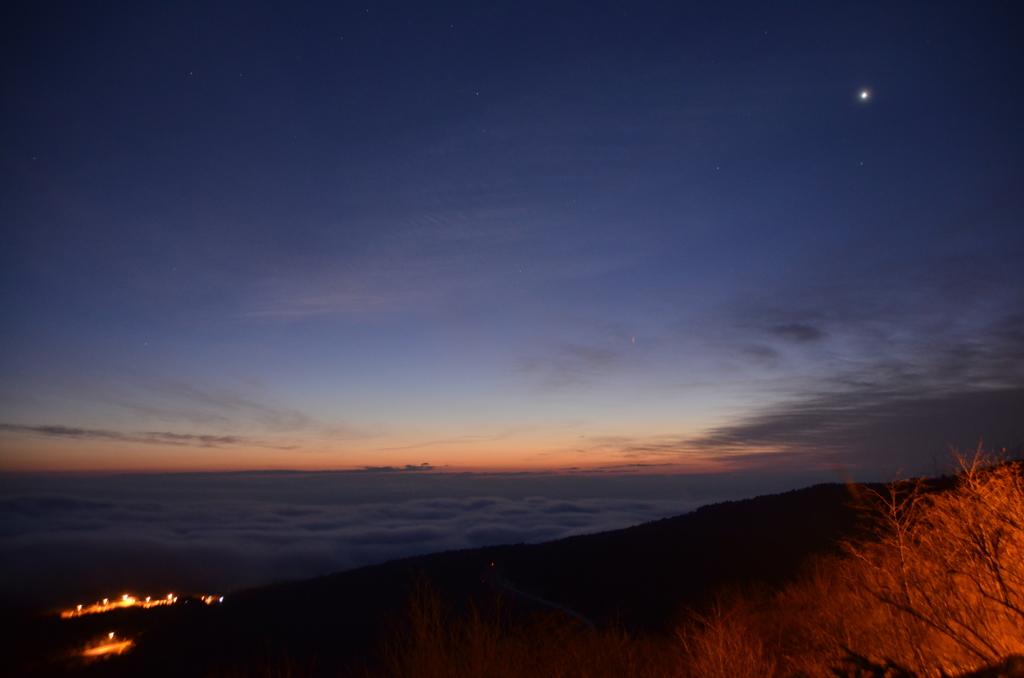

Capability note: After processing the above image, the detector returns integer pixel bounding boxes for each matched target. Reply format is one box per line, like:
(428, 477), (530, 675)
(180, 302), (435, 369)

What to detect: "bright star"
(860, 91), (870, 100)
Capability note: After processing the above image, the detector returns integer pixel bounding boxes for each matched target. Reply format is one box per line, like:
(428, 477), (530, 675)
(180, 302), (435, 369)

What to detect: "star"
(860, 90), (870, 100)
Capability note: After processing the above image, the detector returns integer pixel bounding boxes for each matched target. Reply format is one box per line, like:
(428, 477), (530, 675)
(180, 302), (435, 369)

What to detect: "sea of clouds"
(0, 469), (834, 610)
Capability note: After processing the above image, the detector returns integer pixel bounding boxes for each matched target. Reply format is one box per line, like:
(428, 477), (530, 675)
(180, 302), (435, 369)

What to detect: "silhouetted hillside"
(499, 481), (885, 630)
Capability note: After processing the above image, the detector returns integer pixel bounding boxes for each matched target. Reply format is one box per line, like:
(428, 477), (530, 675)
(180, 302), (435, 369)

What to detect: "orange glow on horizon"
(0, 424), (815, 475)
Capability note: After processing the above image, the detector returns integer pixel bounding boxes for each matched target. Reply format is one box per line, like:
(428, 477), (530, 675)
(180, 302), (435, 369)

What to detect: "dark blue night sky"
(2, 3), (1023, 474)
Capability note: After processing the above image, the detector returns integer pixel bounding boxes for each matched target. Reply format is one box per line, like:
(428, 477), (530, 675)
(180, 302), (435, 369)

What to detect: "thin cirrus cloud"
(518, 343), (624, 390)
(0, 424), (295, 450)
(235, 213), (627, 325)
(119, 377), (319, 433)
(66, 375), (369, 443)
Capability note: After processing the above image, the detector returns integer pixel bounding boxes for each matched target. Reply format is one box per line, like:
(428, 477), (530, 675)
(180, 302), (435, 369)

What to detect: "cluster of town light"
(62, 592), (225, 619)
(61, 592), (179, 618)
(80, 632), (134, 658)
(62, 591), (225, 659)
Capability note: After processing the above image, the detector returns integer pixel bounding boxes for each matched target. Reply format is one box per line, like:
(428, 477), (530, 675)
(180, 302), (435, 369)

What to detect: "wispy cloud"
(373, 431), (519, 452)
(519, 341), (627, 389)
(688, 386), (1024, 469)
(770, 323), (827, 343)
(564, 381), (1023, 473)
(122, 377), (318, 433)
(361, 464), (436, 472)
(0, 424), (295, 450)
(579, 434), (692, 458)
(92, 375), (371, 441)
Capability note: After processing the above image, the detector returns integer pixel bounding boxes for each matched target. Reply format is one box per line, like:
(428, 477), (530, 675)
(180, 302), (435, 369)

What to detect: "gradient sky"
(2, 1), (1022, 475)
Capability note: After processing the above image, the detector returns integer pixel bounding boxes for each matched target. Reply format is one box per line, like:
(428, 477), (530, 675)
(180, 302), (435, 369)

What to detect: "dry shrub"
(766, 553), (869, 675)
(376, 580), (500, 678)
(672, 450), (1024, 678)
(675, 588), (776, 678)
(838, 452), (1024, 674)
(375, 579), (677, 678)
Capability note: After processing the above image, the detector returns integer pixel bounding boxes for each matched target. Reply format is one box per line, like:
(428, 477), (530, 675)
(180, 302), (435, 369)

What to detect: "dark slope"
(7, 480), (877, 677)
(501, 481), (879, 629)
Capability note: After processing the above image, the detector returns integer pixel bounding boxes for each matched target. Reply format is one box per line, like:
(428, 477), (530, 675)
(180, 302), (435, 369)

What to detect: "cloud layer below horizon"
(0, 469), (843, 609)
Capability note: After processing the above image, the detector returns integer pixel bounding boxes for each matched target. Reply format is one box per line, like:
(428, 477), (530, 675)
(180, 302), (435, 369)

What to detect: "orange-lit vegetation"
(829, 452), (1024, 672)
(374, 452), (1024, 678)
